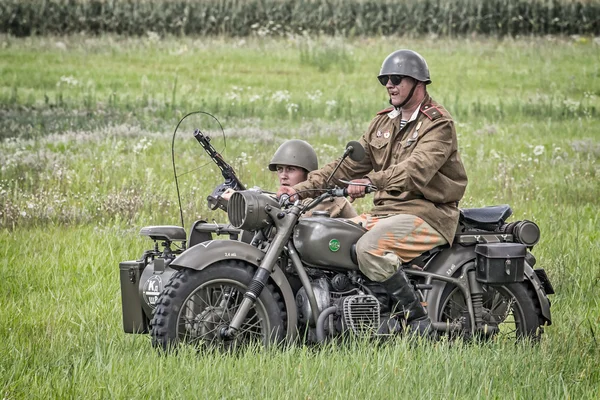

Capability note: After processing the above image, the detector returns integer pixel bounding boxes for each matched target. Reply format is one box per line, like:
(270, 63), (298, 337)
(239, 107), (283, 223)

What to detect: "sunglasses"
(378, 75), (405, 86)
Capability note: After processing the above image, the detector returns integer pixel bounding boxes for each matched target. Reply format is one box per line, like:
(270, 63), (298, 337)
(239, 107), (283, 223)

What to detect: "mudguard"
(169, 240), (298, 340)
(423, 245), (551, 325)
(523, 263), (552, 324)
(421, 245), (476, 323)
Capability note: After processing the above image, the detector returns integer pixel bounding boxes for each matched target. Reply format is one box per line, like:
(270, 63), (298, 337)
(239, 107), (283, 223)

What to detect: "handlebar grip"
(335, 185), (376, 198)
(279, 193), (291, 207)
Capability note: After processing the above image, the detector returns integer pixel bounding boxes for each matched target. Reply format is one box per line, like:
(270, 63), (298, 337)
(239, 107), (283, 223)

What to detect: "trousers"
(351, 213), (447, 282)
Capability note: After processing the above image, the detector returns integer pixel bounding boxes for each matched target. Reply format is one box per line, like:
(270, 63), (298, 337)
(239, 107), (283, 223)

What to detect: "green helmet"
(268, 139), (318, 172)
(378, 49), (431, 85)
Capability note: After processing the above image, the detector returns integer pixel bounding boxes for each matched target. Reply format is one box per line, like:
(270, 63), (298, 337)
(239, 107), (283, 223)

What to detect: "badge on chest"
(376, 130), (391, 139)
(404, 121), (422, 148)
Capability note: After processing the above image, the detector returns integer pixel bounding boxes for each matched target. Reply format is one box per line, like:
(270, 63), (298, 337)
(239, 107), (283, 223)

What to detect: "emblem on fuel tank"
(329, 239), (341, 252)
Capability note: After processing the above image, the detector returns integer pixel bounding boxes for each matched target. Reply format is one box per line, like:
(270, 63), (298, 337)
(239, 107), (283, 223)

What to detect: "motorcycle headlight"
(227, 190), (279, 231)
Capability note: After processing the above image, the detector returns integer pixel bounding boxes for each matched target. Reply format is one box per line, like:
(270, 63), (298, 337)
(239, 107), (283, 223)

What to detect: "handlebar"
(279, 182), (377, 209)
(331, 184), (377, 197)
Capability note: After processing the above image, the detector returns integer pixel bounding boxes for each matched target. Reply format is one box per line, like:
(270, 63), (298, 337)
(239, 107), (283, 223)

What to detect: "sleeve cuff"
(365, 172), (382, 189)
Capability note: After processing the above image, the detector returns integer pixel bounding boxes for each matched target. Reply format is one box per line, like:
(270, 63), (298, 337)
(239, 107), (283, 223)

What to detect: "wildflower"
(489, 150), (501, 159)
(533, 145), (545, 156)
(57, 76), (79, 87)
(271, 90), (291, 103)
(306, 90), (323, 102)
(147, 31), (160, 43)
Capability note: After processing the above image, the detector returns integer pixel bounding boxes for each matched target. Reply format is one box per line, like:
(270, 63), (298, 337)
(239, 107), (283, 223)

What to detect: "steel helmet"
(268, 139), (318, 172)
(378, 49), (431, 85)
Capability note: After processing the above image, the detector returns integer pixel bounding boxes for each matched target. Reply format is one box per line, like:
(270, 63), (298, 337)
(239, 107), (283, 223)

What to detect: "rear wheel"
(438, 281), (543, 341)
(151, 261), (286, 351)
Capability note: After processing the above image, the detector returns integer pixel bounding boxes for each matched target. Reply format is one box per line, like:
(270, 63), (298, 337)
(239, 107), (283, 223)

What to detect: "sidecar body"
(119, 221), (251, 333)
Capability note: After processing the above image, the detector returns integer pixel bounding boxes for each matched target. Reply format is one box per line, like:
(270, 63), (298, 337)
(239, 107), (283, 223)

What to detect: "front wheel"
(437, 281), (544, 341)
(151, 261), (286, 351)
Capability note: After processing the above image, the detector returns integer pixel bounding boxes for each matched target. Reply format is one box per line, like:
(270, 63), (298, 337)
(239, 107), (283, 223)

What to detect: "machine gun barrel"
(193, 129), (246, 191)
(193, 129), (246, 210)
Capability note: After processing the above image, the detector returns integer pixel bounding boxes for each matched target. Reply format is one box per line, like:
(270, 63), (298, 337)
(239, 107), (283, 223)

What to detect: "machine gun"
(194, 129), (246, 211)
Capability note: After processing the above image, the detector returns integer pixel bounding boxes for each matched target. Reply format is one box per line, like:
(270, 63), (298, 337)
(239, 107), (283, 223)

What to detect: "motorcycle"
(118, 118), (554, 351)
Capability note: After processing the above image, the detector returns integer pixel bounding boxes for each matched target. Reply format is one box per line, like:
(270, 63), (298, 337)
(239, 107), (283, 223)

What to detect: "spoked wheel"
(438, 282), (543, 341)
(151, 261), (286, 352)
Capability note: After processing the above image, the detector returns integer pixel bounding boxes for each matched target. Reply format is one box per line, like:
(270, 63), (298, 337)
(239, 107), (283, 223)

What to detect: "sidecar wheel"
(437, 282), (543, 341)
(150, 261), (286, 352)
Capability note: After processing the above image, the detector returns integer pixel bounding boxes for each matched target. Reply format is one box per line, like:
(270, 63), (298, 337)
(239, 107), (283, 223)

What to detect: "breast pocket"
(369, 137), (390, 168)
(370, 138), (389, 150)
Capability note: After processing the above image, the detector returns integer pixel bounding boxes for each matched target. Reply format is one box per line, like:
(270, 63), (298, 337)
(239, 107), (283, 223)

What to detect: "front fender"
(170, 240), (298, 340)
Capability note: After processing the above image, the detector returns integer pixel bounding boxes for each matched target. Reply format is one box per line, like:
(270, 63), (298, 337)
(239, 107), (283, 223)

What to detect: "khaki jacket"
(293, 95), (467, 244)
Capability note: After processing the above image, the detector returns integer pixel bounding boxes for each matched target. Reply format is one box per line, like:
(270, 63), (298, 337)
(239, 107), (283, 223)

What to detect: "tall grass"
(0, 35), (598, 141)
(1, 36), (599, 398)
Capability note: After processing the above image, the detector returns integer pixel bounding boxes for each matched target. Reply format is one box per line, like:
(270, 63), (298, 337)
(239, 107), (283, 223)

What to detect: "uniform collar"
(389, 93), (431, 121)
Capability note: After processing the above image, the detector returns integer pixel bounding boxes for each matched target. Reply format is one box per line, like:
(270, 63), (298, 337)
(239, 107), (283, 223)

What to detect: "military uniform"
(294, 94), (467, 245)
(294, 94), (467, 282)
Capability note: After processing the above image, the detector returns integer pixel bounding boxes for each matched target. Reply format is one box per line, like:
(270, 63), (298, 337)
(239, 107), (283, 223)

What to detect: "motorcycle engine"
(296, 278), (330, 326)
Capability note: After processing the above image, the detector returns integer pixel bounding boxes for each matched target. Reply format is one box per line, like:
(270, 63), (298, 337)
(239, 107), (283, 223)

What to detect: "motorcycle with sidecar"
(119, 119), (554, 350)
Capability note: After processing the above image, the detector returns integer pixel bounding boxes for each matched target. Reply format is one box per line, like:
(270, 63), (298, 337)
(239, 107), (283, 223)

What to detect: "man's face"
(276, 165), (307, 187)
(382, 75), (416, 107)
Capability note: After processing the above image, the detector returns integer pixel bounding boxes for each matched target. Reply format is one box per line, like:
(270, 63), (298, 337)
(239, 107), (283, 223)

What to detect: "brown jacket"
(293, 95), (467, 244)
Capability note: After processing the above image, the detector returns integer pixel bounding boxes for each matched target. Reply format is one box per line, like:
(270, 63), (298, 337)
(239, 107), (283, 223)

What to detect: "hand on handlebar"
(220, 188), (235, 201)
(345, 178), (375, 201)
(276, 185), (299, 202)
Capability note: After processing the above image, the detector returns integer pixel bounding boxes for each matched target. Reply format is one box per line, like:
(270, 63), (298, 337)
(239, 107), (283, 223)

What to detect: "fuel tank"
(293, 216), (366, 270)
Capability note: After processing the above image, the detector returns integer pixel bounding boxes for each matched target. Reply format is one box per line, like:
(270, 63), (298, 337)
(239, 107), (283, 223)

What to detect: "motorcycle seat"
(460, 204), (512, 225)
(139, 225), (187, 242)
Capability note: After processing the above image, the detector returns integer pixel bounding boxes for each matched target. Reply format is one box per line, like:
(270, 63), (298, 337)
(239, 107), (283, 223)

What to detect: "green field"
(1, 35), (599, 398)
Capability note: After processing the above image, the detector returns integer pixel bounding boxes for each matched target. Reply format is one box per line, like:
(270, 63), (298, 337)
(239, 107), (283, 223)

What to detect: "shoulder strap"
(376, 106), (394, 115)
(420, 104), (444, 121)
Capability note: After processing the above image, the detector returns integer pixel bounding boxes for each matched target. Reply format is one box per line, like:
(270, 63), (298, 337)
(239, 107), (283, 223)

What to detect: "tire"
(437, 281), (543, 341)
(151, 260), (286, 352)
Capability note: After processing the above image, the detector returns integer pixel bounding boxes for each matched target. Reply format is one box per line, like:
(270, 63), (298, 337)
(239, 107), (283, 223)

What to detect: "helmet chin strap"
(389, 81), (418, 110)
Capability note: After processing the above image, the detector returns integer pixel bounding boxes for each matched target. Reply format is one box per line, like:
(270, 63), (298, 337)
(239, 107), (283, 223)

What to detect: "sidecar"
(118, 220), (252, 334)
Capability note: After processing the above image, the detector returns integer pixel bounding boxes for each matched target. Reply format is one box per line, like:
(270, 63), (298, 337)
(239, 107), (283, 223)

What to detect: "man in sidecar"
(277, 49), (468, 335)
(223, 139), (357, 218)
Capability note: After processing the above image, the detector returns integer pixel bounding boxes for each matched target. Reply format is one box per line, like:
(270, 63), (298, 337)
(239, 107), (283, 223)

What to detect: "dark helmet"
(378, 49), (431, 85)
(268, 139), (318, 172)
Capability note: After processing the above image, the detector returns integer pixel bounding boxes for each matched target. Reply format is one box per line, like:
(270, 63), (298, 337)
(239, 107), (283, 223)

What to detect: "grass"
(1, 35), (599, 398)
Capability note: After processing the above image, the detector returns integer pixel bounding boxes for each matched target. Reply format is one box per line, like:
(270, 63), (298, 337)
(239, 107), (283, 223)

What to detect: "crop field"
(1, 34), (599, 398)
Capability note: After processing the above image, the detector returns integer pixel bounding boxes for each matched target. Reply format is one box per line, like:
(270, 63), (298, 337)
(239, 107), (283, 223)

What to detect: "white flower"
(147, 31), (160, 43)
(306, 90), (323, 102)
(286, 103), (299, 113)
(271, 90), (291, 103)
(325, 100), (337, 108)
(533, 145), (545, 156)
(57, 75), (79, 87)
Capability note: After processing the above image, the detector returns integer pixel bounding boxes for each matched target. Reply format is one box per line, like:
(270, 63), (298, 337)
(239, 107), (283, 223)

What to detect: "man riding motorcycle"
(277, 49), (468, 335)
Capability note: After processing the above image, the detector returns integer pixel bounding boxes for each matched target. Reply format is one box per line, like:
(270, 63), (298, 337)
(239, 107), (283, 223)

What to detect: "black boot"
(380, 269), (431, 336)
